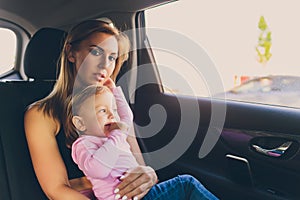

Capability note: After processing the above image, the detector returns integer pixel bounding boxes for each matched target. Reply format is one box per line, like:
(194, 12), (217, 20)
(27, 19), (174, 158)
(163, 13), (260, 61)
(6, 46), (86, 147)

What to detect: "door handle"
(251, 141), (292, 157)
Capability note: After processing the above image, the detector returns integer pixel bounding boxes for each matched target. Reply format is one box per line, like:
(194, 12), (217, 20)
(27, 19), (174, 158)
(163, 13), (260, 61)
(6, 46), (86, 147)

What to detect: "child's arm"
(72, 132), (125, 179)
(112, 86), (133, 127)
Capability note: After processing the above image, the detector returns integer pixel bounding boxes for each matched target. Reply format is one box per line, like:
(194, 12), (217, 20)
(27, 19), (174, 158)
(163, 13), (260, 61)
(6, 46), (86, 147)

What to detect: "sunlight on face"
(73, 32), (118, 88)
(78, 91), (117, 137)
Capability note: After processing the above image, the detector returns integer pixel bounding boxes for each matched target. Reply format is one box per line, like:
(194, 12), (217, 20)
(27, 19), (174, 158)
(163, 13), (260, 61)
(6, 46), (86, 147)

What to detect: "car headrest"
(24, 27), (67, 80)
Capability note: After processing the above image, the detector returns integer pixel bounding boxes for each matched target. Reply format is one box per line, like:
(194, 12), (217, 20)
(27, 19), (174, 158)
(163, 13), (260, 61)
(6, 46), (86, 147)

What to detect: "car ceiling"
(0, 0), (174, 31)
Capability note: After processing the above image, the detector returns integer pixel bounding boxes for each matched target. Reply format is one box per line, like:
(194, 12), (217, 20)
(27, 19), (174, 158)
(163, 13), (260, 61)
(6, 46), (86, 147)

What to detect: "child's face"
(76, 91), (118, 137)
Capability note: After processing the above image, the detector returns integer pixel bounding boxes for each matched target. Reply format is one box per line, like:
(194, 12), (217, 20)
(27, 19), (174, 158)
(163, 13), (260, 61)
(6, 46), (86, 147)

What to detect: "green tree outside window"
(256, 16), (272, 65)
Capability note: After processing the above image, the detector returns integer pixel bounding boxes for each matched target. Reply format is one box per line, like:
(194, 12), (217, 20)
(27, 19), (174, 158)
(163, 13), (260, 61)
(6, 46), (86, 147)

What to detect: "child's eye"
(98, 109), (106, 113)
(90, 48), (103, 56)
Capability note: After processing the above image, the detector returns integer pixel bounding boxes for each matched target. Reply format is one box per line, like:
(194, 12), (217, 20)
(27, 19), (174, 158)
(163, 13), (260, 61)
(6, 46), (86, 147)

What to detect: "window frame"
(0, 19), (30, 80)
(135, 11), (165, 94)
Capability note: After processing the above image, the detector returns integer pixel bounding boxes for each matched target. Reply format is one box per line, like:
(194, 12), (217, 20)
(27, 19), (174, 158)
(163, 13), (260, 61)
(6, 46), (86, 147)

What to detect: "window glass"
(145, 0), (300, 108)
(0, 28), (16, 74)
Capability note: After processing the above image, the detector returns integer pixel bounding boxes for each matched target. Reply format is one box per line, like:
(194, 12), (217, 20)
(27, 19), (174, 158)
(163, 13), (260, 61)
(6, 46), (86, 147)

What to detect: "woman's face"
(69, 32), (118, 88)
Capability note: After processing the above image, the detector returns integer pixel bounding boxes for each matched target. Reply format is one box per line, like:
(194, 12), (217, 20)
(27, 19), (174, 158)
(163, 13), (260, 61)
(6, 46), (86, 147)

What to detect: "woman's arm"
(24, 106), (89, 200)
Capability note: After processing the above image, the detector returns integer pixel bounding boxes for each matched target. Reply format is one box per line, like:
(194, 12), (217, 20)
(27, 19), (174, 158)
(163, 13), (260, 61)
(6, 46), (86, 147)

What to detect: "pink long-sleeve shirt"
(71, 87), (139, 200)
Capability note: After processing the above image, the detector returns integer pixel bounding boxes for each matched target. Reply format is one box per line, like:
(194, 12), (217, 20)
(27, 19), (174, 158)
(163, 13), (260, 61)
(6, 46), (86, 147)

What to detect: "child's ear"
(66, 44), (75, 63)
(72, 116), (86, 132)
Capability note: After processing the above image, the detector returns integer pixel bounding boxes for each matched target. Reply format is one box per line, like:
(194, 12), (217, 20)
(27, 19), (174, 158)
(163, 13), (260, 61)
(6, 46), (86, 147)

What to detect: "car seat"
(0, 27), (66, 200)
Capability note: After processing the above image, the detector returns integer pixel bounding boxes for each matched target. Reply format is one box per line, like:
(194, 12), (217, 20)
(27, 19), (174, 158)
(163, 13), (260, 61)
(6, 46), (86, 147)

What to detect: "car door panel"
(132, 11), (300, 199)
(133, 84), (300, 200)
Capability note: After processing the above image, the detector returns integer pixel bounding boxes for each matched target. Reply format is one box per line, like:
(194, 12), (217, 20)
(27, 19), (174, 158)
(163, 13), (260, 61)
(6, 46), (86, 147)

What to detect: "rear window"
(0, 28), (16, 74)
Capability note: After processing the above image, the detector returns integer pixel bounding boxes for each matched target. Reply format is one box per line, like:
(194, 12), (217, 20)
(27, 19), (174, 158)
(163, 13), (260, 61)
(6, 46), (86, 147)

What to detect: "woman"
(24, 19), (157, 200)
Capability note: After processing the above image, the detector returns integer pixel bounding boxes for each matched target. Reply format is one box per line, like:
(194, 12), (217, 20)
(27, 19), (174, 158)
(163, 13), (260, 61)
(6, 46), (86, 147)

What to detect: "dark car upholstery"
(24, 27), (66, 80)
(0, 134), (10, 200)
(0, 27), (65, 199)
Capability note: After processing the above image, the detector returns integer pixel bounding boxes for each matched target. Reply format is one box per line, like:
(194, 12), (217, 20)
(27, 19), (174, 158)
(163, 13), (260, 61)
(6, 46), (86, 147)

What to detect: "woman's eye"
(109, 56), (116, 61)
(90, 48), (102, 56)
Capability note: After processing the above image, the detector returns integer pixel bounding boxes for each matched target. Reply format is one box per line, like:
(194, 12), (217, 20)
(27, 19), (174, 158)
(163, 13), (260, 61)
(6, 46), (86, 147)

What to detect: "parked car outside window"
(220, 75), (300, 108)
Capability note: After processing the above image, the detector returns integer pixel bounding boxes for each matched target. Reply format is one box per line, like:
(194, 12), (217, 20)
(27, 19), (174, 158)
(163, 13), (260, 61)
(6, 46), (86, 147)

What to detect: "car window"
(145, 0), (300, 108)
(0, 28), (16, 74)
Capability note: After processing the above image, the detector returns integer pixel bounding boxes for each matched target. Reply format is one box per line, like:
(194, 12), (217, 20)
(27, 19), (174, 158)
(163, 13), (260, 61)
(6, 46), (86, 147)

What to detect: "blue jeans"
(142, 175), (218, 200)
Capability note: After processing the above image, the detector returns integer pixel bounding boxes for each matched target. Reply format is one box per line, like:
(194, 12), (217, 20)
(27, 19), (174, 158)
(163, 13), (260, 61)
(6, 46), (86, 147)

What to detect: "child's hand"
(103, 77), (116, 90)
(106, 122), (129, 136)
(115, 122), (129, 132)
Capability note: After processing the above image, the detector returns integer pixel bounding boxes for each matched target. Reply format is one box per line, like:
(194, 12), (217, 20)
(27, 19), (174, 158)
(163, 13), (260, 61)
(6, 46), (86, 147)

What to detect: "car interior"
(1, 0), (300, 200)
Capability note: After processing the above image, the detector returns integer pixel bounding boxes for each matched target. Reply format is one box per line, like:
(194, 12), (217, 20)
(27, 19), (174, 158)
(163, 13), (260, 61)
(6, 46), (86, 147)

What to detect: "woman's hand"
(114, 166), (158, 200)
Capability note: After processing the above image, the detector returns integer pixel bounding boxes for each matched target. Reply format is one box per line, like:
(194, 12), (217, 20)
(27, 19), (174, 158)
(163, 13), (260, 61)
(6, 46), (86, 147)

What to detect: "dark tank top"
(56, 128), (84, 179)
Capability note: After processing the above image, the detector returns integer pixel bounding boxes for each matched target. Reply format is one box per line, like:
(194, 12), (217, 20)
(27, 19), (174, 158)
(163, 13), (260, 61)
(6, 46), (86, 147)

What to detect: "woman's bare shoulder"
(24, 103), (60, 136)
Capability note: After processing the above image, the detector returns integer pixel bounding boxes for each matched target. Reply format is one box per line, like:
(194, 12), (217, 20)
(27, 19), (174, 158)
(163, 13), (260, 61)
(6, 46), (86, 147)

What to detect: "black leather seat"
(0, 27), (66, 200)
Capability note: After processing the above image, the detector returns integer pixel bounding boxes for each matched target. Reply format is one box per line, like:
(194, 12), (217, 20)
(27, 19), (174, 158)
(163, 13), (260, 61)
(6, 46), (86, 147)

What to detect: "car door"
(124, 9), (300, 200)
